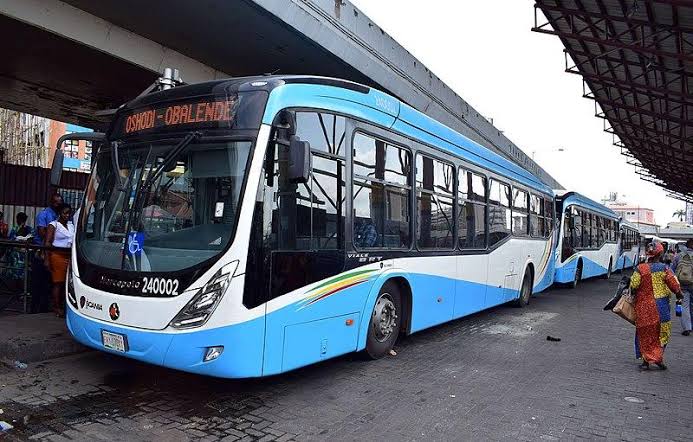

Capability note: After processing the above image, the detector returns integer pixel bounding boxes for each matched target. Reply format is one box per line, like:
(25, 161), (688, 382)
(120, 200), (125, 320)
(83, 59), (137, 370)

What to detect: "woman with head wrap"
(630, 242), (683, 370)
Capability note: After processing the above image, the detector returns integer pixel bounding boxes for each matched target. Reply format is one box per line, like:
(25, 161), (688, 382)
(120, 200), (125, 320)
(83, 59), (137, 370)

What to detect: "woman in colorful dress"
(630, 242), (683, 370)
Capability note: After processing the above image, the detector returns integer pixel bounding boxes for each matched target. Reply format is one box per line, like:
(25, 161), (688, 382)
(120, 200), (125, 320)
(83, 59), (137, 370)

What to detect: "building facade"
(47, 121), (93, 171)
(0, 109), (50, 167)
(603, 194), (659, 235)
(1, 108), (93, 172)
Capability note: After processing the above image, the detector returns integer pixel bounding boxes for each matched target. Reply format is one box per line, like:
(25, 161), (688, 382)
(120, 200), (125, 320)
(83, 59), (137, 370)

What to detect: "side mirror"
(288, 136), (311, 183)
(52, 132), (106, 185)
(50, 149), (64, 187)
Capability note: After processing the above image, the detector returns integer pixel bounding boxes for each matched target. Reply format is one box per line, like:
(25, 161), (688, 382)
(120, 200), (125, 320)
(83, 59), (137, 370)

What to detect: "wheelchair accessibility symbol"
(127, 232), (144, 256)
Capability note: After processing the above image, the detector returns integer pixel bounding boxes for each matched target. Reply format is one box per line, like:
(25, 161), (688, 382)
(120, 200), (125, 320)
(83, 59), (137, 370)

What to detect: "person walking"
(630, 242), (683, 370)
(30, 193), (63, 313)
(672, 238), (693, 336)
(44, 204), (74, 317)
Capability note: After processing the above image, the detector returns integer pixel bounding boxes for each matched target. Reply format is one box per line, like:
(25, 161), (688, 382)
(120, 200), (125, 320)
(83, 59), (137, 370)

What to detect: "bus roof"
(620, 219), (640, 231)
(112, 75), (553, 195)
(556, 191), (619, 220)
(262, 77), (553, 195)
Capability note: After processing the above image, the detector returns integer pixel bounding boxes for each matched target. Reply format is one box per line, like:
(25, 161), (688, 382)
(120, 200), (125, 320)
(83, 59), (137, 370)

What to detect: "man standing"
(30, 193), (62, 313)
(34, 193), (63, 246)
(672, 238), (693, 336)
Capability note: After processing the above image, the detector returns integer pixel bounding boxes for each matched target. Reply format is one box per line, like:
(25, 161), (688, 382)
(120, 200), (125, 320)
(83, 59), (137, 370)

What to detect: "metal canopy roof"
(533, 0), (693, 203)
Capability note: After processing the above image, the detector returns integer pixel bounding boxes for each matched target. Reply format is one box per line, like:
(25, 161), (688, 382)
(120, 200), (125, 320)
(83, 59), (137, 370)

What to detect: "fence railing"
(0, 239), (70, 314)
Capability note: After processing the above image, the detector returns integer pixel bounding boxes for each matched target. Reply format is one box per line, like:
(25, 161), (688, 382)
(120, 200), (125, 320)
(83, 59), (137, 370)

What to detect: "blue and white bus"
(554, 191), (620, 287)
(64, 74), (558, 378)
(616, 220), (640, 271)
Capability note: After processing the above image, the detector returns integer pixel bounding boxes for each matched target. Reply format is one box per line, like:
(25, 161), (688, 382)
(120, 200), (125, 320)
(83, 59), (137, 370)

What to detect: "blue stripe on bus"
(534, 262), (556, 293)
(263, 84), (399, 131)
(617, 253), (634, 270)
(624, 255), (634, 268)
(554, 256), (608, 283)
(69, 270), (528, 378)
(67, 306), (265, 378)
(264, 272), (520, 375)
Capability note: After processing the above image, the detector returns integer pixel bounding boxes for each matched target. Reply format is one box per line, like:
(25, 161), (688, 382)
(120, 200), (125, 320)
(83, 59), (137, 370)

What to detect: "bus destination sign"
(121, 99), (237, 135)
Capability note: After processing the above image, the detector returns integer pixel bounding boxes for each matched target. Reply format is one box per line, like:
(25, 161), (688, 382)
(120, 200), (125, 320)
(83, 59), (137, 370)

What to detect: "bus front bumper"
(66, 306), (264, 378)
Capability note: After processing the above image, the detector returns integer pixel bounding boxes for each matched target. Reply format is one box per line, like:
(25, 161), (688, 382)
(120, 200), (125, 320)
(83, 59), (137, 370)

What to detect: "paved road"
(1, 276), (692, 441)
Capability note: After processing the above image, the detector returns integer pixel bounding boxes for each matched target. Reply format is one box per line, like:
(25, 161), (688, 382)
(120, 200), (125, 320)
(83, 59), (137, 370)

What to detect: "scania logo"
(109, 303), (120, 321)
(80, 297), (103, 311)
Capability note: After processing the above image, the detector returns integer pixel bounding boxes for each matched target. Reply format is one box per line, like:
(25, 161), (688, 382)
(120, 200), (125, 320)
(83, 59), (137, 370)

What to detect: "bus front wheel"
(365, 282), (402, 359)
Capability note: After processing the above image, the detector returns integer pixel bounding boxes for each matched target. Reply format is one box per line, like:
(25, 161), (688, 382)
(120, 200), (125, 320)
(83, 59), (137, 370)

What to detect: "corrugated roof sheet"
(534, 0), (693, 202)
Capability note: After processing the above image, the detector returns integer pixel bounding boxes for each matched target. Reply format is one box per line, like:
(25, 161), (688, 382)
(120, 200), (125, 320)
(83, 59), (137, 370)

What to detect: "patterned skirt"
(634, 295), (671, 364)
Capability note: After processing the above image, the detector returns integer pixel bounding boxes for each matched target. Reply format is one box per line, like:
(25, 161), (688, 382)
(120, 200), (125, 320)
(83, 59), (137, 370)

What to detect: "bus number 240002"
(141, 277), (179, 296)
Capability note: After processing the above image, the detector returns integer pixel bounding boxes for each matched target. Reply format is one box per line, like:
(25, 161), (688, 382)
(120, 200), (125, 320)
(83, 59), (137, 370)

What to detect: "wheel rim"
(372, 293), (397, 343)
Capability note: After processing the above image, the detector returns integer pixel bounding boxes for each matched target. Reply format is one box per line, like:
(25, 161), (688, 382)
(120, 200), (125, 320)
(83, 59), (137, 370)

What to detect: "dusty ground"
(1, 276), (691, 441)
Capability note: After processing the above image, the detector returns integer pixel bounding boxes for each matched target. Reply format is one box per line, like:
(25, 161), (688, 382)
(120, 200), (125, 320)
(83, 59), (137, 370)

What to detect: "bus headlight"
(170, 261), (238, 329)
(67, 266), (78, 309)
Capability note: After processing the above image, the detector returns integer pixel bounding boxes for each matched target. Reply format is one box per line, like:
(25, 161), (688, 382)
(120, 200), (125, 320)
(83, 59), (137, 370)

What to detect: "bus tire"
(569, 260), (582, 289)
(513, 270), (532, 307)
(602, 259), (612, 279)
(365, 281), (402, 359)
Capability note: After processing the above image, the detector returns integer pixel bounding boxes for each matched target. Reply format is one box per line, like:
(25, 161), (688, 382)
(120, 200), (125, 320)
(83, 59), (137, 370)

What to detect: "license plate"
(101, 330), (127, 353)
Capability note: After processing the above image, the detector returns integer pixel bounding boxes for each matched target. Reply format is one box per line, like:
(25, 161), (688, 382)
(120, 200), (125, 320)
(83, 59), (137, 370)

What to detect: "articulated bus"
(64, 74), (558, 378)
(616, 220), (641, 271)
(554, 192), (620, 287)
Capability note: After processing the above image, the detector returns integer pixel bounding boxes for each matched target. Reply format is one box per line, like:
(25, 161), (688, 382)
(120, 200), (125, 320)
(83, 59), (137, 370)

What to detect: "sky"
(349, 0), (686, 225)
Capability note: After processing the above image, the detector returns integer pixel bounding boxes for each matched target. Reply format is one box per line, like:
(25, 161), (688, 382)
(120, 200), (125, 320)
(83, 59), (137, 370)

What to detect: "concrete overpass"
(1, 0), (561, 188)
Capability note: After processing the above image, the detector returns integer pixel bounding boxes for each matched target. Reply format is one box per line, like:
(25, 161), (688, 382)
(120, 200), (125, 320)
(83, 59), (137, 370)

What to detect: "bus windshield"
(77, 136), (253, 272)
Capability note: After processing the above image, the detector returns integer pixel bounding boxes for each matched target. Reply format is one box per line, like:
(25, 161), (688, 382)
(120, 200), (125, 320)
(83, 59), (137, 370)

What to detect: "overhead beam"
(0, 0), (227, 84)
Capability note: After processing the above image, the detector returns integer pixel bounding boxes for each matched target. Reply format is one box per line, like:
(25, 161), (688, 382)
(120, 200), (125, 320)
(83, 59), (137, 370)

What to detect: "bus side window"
(353, 133), (412, 249)
(458, 168), (486, 249)
(581, 212), (589, 248)
(529, 194), (541, 237)
(511, 188), (529, 236)
(488, 179), (511, 246)
(416, 153), (454, 250)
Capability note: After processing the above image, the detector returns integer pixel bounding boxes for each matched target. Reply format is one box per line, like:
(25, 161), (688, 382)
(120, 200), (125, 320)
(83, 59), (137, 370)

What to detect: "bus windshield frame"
(76, 131), (257, 282)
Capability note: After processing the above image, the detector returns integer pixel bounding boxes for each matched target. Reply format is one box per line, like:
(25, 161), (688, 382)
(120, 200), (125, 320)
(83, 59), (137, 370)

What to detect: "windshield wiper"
(140, 131), (201, 198)
(111, 141), (127, 191)
(121, 131), (200, 270)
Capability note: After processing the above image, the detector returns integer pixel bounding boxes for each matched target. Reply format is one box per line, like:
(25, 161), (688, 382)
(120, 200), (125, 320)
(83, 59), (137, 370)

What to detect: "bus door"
(454, 194), (488, 317)
(259, 119), (354, 374)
